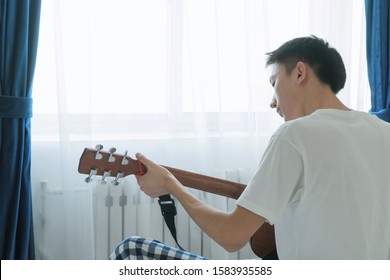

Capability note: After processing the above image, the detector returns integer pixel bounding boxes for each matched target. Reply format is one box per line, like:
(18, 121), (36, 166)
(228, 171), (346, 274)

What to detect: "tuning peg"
(99, 170), (111, 184)
(121, 150), (129, 165)
(108, 147), (116, 162)
(95, 144), (103, 160)
(112, 172), (124, 186)
(111, 180), (119, 186)
(85, 169), (97, 183)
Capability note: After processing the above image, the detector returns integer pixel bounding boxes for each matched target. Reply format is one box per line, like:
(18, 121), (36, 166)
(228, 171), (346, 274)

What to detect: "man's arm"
(135, 153), (266, 252)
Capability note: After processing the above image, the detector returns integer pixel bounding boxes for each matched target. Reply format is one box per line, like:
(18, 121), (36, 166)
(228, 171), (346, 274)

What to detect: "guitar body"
(250, 223), (278, 259)
(78, 146), (277, 259)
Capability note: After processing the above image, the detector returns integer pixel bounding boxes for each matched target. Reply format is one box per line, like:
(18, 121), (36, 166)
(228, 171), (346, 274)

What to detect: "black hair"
(266, 36), (346, 94)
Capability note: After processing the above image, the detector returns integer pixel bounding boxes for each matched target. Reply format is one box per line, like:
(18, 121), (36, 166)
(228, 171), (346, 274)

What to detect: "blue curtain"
(0, 0), (41, 259)
(365, 0), (390, 122)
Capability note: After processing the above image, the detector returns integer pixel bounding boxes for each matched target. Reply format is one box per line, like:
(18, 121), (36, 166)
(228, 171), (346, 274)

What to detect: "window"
(32, 0), (369, 141)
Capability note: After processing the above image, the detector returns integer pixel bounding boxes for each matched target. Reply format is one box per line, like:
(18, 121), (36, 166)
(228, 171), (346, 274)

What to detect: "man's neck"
(303, 86), (351, 116)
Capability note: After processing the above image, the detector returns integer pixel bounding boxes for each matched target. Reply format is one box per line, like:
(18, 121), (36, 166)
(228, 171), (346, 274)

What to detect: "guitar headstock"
(78, 145), (147, 185)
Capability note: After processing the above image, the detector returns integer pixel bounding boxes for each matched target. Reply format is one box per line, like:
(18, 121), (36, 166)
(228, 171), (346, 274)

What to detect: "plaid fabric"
(109, 236), (208, 260)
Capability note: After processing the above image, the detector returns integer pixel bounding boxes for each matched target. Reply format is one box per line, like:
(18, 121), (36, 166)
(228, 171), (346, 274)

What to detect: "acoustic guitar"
(78, 145), (277, 259)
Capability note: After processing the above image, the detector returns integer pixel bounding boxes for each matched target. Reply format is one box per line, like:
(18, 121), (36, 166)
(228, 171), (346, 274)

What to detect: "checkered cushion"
(109, 236), (208, 260)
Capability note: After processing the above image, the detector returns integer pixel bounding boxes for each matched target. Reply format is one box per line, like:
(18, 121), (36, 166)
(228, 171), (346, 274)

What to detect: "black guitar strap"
(158, 194), (185, 251)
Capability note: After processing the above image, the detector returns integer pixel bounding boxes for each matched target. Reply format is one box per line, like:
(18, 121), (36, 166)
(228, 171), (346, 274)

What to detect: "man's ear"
(296, 61), (306, 83)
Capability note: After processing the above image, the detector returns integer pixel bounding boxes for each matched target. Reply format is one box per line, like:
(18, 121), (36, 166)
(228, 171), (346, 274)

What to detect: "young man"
(111, 36), (390, 260)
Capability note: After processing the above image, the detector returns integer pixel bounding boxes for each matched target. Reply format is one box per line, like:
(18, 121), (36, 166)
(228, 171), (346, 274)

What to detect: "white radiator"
(92, 169), (258, 260)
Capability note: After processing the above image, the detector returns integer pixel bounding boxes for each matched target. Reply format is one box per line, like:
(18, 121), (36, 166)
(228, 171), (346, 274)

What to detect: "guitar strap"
(158, 194), (185, 251)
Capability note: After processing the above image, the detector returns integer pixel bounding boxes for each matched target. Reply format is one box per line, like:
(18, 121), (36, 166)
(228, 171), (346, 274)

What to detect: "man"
(111, 36), (390, 260)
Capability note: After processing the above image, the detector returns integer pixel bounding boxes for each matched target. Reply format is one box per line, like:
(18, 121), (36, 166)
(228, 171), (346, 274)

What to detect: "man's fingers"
(135, 152), (152, 166)
(135, 152), (152, 164)
(135, 152), (144, 161)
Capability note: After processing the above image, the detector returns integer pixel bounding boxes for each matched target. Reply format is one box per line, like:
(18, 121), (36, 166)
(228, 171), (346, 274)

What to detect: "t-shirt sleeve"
(236, 134), (304, 225)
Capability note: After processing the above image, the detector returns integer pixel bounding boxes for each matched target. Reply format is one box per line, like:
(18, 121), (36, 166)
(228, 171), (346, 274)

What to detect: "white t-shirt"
(237, 109), (390, 259)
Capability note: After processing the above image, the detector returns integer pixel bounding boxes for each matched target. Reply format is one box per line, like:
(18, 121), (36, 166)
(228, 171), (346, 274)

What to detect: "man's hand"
(135, 153), (181, 198)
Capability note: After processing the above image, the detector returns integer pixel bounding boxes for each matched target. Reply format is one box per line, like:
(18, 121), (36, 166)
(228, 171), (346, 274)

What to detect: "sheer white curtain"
(31, 0), (369, 259)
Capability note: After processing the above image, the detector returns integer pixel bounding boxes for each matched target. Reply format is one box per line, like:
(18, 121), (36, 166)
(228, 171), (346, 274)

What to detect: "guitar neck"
(163, 166), (246, 200)
(78, 147), (246, 199)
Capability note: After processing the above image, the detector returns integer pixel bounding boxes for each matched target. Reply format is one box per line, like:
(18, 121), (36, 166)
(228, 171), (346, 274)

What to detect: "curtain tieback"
(0, 96), (33, 118)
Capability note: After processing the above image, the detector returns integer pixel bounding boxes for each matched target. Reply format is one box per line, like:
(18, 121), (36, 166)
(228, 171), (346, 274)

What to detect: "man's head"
(266, 36), (346, 94)
(266, 36), (347, 121)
